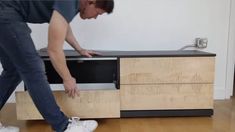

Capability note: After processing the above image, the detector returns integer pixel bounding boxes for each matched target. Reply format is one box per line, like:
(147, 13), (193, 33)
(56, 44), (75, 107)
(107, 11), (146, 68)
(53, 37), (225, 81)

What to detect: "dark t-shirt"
(1, 0), (80, 23)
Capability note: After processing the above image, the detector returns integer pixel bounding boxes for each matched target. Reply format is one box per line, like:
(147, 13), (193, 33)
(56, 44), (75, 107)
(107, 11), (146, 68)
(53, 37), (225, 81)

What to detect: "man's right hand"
(63, 77), (79, 98)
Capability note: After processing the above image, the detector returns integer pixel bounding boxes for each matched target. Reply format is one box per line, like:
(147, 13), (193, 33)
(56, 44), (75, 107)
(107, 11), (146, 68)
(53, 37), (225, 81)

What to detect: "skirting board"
(214, 87), (226, 100)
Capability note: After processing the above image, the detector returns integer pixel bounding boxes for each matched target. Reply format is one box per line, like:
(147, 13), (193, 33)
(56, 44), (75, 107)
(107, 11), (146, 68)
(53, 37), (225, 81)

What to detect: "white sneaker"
(64, 117), (98, 132)
(0, 123), (19, 132)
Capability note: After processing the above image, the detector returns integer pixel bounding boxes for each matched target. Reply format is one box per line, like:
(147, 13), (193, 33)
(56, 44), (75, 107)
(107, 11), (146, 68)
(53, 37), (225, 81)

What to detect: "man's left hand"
(78, 49), (102, 58)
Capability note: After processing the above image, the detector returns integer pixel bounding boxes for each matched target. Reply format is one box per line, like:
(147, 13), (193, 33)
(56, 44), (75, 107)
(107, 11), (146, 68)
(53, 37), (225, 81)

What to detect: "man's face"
(80, 2), (106, 19)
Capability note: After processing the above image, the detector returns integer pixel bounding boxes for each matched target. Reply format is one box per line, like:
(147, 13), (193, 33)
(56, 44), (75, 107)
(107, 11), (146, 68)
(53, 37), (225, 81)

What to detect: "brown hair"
(95, 0), (114, 14)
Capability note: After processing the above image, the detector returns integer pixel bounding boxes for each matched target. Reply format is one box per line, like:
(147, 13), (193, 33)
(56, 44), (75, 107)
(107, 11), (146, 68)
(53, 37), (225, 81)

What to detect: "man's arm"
(48, 10), (78, 98)
(66, 25), (83, 51)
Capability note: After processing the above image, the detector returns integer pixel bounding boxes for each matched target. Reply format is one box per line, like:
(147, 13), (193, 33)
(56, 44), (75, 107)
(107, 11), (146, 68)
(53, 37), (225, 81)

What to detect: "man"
(0, 0), (114, 131)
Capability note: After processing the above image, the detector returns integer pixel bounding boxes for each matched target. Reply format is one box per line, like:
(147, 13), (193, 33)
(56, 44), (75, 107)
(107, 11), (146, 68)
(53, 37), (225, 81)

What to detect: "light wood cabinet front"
(120, 57), (215, 111)
(120, 84), (213, 110)
(16, 90), (120, 120)
(120, 57), (215, 84)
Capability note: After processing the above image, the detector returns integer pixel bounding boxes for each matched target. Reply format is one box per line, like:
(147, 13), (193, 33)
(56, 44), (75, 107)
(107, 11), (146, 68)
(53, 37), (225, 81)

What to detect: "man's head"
(80, 0), (114, 19)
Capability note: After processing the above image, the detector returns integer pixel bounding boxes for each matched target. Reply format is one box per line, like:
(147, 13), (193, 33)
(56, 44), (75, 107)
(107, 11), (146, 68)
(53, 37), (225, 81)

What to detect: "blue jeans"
(0, 5), (69, 132)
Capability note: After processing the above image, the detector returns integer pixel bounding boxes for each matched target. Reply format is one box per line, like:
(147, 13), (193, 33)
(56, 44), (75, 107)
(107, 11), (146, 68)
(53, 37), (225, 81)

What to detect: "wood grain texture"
(120, 57), (215, 84)
(16, 90), (120, 120)
(120, 84), (213, 110)
(1, 98), (234, 132)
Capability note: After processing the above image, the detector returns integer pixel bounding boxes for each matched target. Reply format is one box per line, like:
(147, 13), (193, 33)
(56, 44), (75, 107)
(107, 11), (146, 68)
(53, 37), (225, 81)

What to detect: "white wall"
(0, 0), (232, 102)
(227, 0), (235, 98)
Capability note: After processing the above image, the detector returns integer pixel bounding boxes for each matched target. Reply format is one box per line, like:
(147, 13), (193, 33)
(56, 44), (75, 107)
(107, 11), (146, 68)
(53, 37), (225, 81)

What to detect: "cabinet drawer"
(44, 60), (117, 84)
(16, 90), (120, 120)
(120, 57), (215, 84)
(120, 84), (213, 110)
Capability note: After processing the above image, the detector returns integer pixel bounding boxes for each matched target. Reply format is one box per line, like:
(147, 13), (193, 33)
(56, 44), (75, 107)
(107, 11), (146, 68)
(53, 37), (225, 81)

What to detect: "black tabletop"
(38, 50), (216, 59)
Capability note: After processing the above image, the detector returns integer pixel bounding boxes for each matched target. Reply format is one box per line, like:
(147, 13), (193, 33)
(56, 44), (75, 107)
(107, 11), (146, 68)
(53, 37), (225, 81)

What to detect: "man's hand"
(78, 49), (102, 58)
(63, 77), (79, 98)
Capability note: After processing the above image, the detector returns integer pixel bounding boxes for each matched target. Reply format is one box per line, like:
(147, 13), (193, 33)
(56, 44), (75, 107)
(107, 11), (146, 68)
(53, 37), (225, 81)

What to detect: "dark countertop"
(38, 50), (216, 59)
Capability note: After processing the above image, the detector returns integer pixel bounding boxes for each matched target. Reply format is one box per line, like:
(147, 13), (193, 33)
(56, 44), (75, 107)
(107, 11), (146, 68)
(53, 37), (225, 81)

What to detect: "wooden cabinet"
(15, 50), (216, 120)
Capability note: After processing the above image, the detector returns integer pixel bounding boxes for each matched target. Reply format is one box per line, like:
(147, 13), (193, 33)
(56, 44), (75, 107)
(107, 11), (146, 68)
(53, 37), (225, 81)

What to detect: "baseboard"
(214, 86), (226, 100)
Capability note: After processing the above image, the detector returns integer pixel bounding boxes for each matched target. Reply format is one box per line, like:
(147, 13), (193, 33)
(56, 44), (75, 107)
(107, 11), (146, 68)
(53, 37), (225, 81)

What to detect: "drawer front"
(120, 57), (215, 84)
(16, 90), (120, 120)
(120, 84), (213, 110)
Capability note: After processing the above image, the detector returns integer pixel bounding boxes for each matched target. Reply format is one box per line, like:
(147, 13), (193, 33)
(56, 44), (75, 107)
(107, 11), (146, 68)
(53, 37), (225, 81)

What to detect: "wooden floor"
(1, 97), (235, 132)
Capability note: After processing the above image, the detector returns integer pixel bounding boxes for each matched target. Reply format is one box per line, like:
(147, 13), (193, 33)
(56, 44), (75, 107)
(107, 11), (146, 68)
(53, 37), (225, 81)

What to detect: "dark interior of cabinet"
(44, 60), (118, 87)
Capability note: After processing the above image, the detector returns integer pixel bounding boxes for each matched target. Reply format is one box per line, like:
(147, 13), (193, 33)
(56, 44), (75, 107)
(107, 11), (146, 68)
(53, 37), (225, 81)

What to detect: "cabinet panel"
(16, 90), (120, 120)
(120, 57), (215, 84)
(120, 84), (213, 110)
